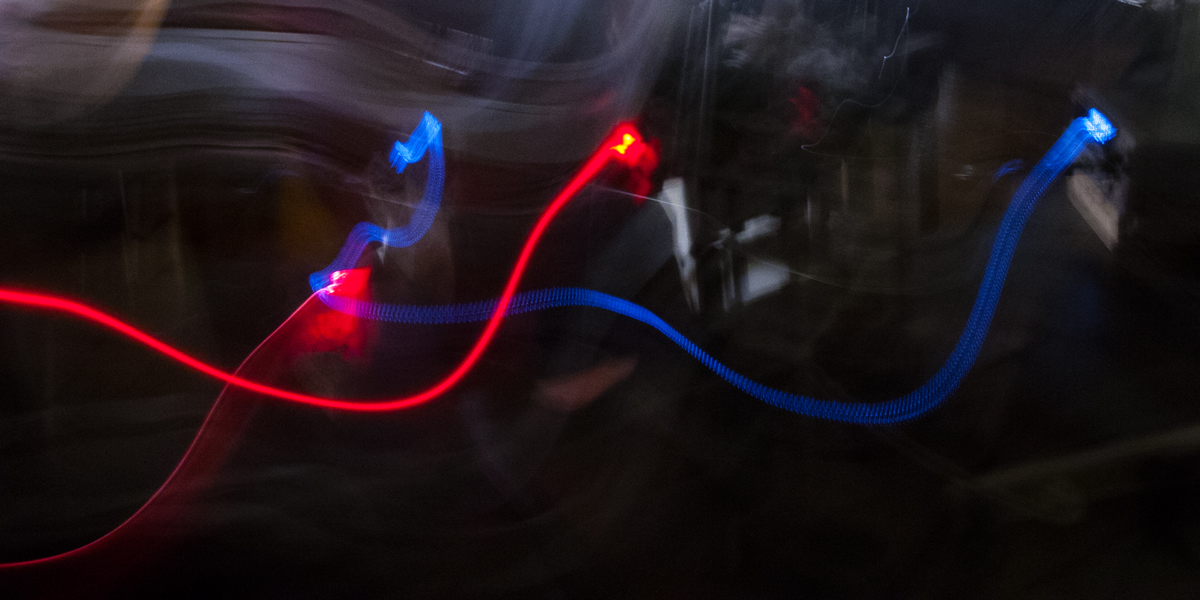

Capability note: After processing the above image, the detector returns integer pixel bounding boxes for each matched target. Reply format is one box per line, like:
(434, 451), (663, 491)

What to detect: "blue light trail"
(313, 110), (1116, 424)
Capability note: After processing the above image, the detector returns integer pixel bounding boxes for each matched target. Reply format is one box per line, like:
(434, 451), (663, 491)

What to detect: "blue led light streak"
(314, 110), (1115, 424)
(309, 112), (444, 293)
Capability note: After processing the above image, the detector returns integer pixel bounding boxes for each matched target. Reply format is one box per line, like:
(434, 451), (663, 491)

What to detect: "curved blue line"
(312, 111), (1115, 424)
(992, 159), (1024, 182)
(309, 112), (445, 293)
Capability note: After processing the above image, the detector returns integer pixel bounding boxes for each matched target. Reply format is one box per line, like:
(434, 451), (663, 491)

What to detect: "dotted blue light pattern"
(313, 111), (1114, 424)
(309, 112), (444, 293)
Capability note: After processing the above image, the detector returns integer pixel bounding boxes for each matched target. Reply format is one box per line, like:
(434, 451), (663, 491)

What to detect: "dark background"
(2, 0), (1200, 597)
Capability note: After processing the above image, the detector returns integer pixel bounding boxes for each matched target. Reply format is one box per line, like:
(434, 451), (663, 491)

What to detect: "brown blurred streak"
(31, 1), (165, 36)
(161, 3), (383, 38)
(534, 356), (637, 413)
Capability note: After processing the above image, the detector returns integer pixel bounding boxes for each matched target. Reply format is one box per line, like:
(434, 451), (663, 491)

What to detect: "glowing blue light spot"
(1084, 108), (1116, 144)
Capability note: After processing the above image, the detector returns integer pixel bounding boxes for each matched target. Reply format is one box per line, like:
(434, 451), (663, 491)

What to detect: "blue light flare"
(1085, 108), (1116, 144)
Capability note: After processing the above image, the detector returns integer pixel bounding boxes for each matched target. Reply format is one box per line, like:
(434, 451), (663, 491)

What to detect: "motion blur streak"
(0, 0), (168, 124)
(319, 111), (1116, 424)
(0, 105), (1116, 571)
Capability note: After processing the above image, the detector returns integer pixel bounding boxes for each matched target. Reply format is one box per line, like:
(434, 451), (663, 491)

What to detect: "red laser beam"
(0, 123), (650, 413)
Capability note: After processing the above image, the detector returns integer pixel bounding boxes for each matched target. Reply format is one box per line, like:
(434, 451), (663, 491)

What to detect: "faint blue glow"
(992, 159), (1024, 182)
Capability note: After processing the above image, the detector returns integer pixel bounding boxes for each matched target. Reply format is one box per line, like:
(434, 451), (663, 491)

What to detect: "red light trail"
(0, 121), (649, 573)
(0, 109), (1118, 574)
(0, 123), (649, 412)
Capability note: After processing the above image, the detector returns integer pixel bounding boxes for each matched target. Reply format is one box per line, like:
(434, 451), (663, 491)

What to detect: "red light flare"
(789, 84), (821, 141)
(606, 124), (659, 199)
(305, 267), (374, 358)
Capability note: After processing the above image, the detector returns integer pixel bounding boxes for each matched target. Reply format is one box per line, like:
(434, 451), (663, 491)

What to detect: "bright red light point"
(325, 268), (370, 298)
(612, 133), (635, 154)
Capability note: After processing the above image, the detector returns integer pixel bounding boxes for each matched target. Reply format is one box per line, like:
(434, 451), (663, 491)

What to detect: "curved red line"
(0, 295), (318, 570)
(0, 123), (647, 573)
(0, 124), (644, 413)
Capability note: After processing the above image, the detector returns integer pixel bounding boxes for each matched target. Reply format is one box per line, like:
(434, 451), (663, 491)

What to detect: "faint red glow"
(789, 85), (821, 141)
(611, 133), (635, 154)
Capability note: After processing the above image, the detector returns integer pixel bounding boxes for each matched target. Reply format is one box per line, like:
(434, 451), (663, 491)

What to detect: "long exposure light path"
(317, 109), (1118, 424)
(0, 117), (648, 413)
(0, 111), (1115, 419)
(0, 109), (1114, 569)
